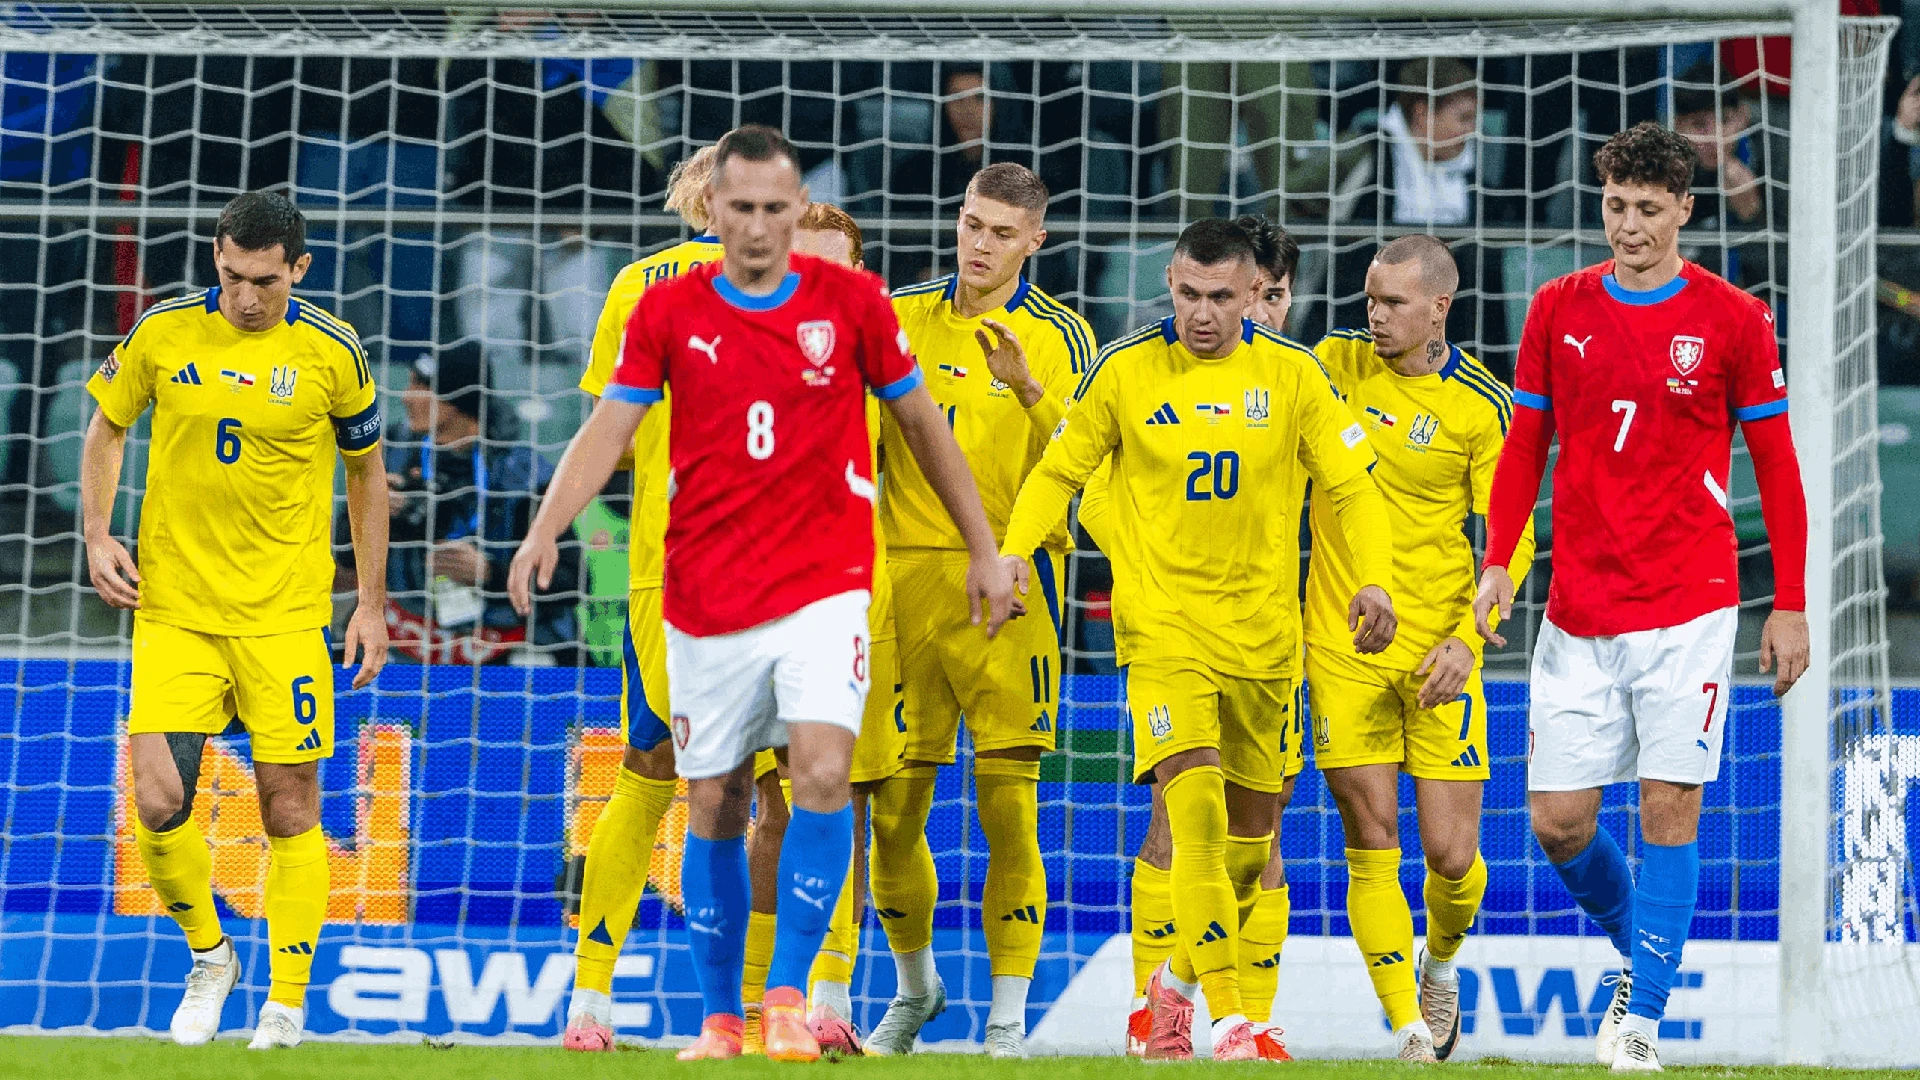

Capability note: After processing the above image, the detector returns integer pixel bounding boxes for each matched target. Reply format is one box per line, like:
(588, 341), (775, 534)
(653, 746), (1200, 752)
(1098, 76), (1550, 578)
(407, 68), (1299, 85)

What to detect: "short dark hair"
(1173, 218), (1256, 269)
(967, 162), (1049, 214)
(1671, 61), (1745, 121)
(215, 190), (305, 264)
(1394, 57), (1477, 117)
(1593, 121), (1699, 197)
(712, 124), (798, 183)
(1375, 234), (1460, 296)
(1234, 214), (1299, 284)
(413, 340), (488, 423)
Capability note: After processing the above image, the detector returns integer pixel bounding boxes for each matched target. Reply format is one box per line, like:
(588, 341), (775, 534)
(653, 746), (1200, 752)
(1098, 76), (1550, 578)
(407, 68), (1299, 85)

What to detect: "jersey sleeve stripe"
(603, 383), (663, 405)
(1512, 388), (1551, 412)
(1450, 376), (1513, 434)
(120, 291), (211, 347)
(1326, 328), (1372, 341)
(1734, 398), (1790, 421)
(1020, 297), (1093, 374)
(1256, 325), (1338, 390)
(891, 275), (953, 299)
(873, 366), (925, 401)
(1449, 365), (1513, 430)
(295, 310), (371, 387)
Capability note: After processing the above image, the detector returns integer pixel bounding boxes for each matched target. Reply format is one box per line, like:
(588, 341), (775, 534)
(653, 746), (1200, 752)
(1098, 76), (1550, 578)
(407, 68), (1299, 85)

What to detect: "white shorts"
(665, 590), (872, 780)
(1526, 606), (1736, 791)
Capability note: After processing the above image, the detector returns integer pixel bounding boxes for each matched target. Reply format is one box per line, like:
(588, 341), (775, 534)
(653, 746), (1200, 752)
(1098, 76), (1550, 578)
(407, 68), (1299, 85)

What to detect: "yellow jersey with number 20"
(86, 288), (381, 636)
(1003, 317), (1389, 679)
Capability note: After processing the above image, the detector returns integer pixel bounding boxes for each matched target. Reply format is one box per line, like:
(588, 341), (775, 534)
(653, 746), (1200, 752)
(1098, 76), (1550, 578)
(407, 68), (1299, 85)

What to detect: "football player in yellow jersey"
(1305, 236), (1536, 1063)
(563, 145), (726, 1050)
(79, 192), (391, 1050)
(1090, 217), (1307, 1058)
(1000, 219), (1397, 1062)
(865, 163), (1095, 1060)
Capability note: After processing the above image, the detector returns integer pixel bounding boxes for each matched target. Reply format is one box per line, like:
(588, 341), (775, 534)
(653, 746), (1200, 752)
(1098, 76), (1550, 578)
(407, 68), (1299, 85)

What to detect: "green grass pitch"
(0, 1039), (1901, 1080)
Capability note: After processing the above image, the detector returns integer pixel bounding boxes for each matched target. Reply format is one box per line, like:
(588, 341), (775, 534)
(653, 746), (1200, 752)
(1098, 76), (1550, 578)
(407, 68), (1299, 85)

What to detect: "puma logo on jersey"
(1563, 334), (1592, 358)
(688, 335), (721, 364)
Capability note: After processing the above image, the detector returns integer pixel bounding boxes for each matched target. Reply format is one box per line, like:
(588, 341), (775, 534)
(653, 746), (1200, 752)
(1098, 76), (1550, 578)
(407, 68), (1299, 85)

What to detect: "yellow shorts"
(892, 548), (1063, 764)
(128, 615), (335, 765)
(621, 588), (672, 752)
(1304, 645), (1490, 781)
(1126, 658), (1301, 793)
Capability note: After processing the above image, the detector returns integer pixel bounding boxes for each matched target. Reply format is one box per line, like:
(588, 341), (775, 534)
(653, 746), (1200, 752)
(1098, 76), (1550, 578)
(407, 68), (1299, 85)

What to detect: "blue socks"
(1550, 827), (1636, 963)
(681, 832), (751, 1018)
(1627, 840), (1699, 1021)
(765, 804), (855, 995)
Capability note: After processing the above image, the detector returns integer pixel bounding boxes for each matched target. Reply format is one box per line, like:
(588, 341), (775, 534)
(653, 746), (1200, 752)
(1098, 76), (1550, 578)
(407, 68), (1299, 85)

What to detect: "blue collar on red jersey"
(712, 270), (801, 311)
(940, 274), (1031, 312)
(1602, 272), (1688, 306)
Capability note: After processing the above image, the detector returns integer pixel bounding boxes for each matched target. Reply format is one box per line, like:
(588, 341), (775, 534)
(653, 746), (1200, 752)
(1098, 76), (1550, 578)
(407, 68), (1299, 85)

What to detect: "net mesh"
(0, 3), (1905, 1061)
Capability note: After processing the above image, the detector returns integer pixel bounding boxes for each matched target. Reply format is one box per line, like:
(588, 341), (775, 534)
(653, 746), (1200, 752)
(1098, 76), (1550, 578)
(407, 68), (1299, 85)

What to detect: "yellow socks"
(1238, 885), (1290, 1025)
(135, 817), (224, 951)
(808, 862), (859, 992)
(869, 765), (938, 956)
(1225, 834), (1270, 924)
(742, 909), (778, 1008)
(975, 758), (1046, 979)
(1347, 846), (1419, 1031)
(574, 768), (679, 995)
(1129, 858), (1175, 997)
(1163, 767), (1240, 1018)
(1424, 852), (1487, 962)
(264, 826), (329, 1009)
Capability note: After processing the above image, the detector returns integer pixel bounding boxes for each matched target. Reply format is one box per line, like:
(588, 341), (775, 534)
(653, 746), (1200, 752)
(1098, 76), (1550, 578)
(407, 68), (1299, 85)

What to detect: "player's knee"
(623, 743), (678, 781)
(1426, 846), (1478, 882)
(1531, 815), (1595, 864)
(786, 754), (851, 812)
(135, 787), (188, 832)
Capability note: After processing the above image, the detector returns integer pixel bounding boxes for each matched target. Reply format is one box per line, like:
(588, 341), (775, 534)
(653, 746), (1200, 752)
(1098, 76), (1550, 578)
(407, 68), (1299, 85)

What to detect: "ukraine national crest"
(1244, 387), (1270, 423)
(1408, 412), (1439, 446)
(797, 320), (836, 365)
(269, 365), (298, 403)
(1670, 334), (1705, 376)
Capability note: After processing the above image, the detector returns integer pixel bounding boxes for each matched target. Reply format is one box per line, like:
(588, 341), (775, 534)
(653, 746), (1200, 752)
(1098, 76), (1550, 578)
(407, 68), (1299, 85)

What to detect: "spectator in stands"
(1669, 61), (1784, 299)
(884, 64), (1025, 221)
(337, 341), (578, 665)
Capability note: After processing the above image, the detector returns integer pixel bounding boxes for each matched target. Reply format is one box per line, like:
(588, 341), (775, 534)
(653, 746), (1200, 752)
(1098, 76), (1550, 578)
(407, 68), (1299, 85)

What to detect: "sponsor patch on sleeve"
(1340, 422), (1365, 448)
(1772, 368), (1786, 389)
(97, 350), (120, 383)
(1051, 418), (1068, 440)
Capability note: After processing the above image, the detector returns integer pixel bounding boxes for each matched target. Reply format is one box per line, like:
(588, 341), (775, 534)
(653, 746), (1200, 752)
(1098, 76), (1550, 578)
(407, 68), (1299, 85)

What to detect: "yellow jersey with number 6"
(1305, 329), (1535, 670)
(86, 289), (381, 636)
(580, 234), (726, 590)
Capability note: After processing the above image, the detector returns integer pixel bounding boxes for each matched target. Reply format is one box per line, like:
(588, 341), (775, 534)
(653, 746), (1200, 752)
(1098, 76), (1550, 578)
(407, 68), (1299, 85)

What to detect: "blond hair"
(663, 145), (718, 232)
(797, 202), (864, 268)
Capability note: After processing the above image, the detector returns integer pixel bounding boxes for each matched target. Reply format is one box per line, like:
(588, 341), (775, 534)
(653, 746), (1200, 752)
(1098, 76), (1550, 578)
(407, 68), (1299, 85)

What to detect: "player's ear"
(1676, 192), (1694, 228)
(1026, 225), (1047, 258)
(1433, 291), (1453, 327)
(289, 251), (312, 286)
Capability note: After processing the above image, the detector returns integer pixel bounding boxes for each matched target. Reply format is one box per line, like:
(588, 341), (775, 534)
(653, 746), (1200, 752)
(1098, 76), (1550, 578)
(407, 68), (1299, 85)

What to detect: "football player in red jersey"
(510, 125), (1017, 1063)
(1475, 121), (1809, 1074)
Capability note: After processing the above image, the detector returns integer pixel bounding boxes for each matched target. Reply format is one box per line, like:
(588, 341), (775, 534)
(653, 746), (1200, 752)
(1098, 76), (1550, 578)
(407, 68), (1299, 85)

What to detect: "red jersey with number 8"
(1510, 260), (1788, 636)
(608, 254), (923, 636)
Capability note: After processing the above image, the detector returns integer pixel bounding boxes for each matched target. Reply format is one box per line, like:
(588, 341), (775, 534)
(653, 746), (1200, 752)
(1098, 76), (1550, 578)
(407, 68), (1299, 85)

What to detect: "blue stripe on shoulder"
(891, 275), (953, 299)
(122, 291), (212, 347)
(1450, 376), (1513, 435)
(295, 310), (370, 387)
(1076, 323), (1160, 400)
(1449, 363), (1513, 429)
(1256, 325), (1337, 387)
(1020, 294), (1093, 374)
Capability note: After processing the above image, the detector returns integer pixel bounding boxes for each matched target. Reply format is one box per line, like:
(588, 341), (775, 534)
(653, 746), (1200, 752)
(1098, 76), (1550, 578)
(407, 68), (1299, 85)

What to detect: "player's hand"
(975, 318), (1044, 408)
(968, 552), (1020, 638)
(1348, 584), (1397, 654)
(431, 540), (488, 588)
(507, 529), (559, 618)
(1759, 608), (1811, 698)
(1415, 637), (1475, 711)
(86, 534), (142, 609)
(1473, 565), (1515, 647)
(341, 601), (389, 690)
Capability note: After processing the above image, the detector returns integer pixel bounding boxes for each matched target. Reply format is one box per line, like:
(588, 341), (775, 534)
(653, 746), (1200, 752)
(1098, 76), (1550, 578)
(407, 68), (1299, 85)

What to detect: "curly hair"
(663, 145), (718, 232)
(798, 202), (863, 267)
(1592, 121), (1698, 198)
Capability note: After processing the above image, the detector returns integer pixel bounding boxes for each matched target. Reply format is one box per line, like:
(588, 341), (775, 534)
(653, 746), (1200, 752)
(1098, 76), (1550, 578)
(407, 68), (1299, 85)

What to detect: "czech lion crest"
(1669, 335), (1705, 376)
(797, 320), (836, 366)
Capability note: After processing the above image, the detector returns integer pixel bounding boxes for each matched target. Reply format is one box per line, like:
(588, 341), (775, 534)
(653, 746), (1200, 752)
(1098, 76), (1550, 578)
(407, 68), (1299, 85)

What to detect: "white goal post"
(0, 0), (1907, 1065)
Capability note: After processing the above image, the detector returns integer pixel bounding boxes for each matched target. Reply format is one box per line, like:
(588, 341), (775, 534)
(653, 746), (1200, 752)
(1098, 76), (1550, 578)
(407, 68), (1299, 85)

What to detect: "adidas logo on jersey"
(1029, 710), (1052, 734)
(169, 363), (204, 385)
(1144, 921), (1177, 940)
(277, 940), (314, 956)
(1196, 920), (1229, 946)
(1144, 402), (1180, 425)
(295, 729), (323, 752)
(876, 907), (908, 920)
(1371, 950), (1406, 968)
(1000, 905), (1042, 925)
(166, 901), (195, 913)
(1451, 746), (1482, 768)
(1250, 951), (1282, 969)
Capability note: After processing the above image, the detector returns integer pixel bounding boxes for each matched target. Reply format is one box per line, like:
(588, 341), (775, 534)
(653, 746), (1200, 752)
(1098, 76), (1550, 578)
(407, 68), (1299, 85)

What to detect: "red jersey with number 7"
(607, 254), (923, 636)
(1507, 260), (1789, 637)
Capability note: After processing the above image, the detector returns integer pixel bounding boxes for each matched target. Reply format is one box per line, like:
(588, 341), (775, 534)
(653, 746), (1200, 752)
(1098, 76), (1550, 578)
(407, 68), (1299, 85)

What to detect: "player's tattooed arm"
(80, 410), (141, 610)
(509, 396), (651, 616)
(1415, 637), (1475, 710)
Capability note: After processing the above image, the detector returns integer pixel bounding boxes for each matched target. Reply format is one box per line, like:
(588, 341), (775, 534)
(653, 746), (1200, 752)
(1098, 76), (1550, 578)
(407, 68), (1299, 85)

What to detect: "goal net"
(0, 2), (1906, 1064)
